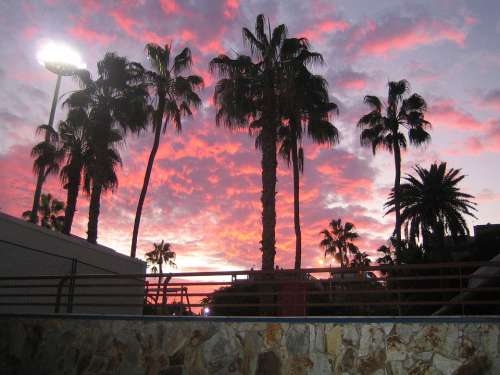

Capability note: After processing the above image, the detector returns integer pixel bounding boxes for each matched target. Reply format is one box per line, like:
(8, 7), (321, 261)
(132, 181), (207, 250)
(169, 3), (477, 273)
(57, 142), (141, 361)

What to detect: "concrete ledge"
(1, 313), (500, 324)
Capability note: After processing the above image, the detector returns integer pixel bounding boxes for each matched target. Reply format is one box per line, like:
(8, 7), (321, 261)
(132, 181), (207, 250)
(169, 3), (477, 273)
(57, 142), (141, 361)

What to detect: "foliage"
(385, 162), (477, 259)
(64, 53), (149, 243)
(145, 240), (176, 274)
(357, 79), (431, 246)
(130, 43), (203, 258)
(23, 193), (65, 231)
(320, 218), (366, 268)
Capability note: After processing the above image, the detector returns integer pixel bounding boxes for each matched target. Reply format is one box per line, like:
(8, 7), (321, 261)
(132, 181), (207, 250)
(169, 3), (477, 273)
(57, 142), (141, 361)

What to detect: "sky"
(0, 0), (499, 272)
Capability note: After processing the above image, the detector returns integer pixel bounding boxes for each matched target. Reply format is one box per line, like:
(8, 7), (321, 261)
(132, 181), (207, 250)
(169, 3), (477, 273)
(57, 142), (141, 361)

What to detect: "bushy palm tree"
(28, 125), (65, 223)
(145, 240), (176, 302)
(58, 108), (89, 235)
(385, 162), (476, 258)
(65, 53), (149, 243)
(357, 80), (431, 248)
(320, 218), (360, 268)
(278, 48), (339, 270)
(211, 14), (322, 271)
(130, 43), (203, 258)
(23, 193), (65, 231)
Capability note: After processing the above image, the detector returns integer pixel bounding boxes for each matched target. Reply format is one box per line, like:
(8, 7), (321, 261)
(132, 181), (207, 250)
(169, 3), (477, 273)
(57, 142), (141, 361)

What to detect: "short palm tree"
(23, 193), (65, 231)
(65, 53), (149, 243)
(278, 55), (339, 270)
(357, 80), (431, 248)
(130, 43), (203, 258)
(385, 162), (477, 257)
(145, 240), (176, 302)
(58, 108), (89, 235)
(28, 125), (64, 223)
(320, 218), (360, 268)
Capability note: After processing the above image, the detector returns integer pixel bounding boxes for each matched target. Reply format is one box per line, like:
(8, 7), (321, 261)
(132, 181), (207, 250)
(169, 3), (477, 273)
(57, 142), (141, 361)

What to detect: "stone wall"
(1, 315), (499, 375)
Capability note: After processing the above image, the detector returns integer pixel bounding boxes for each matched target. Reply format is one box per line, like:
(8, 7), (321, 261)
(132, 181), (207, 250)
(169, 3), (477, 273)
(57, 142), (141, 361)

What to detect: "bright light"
(203, 307), (210, 316)
(37, 41), (86, 75)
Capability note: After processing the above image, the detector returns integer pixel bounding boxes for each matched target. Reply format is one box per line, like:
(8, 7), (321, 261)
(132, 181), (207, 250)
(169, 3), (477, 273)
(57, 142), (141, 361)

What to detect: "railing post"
(459, 264), (465, 316)
(54, 276), (69, 313)
(67, 258), (77, 313)
(396, 278), (402, 316)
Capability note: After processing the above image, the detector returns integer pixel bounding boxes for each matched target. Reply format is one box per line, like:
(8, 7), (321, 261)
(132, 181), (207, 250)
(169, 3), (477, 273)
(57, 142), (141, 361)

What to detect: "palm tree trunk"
(30, 74), (62, 224)
(87, 183), (102, 244)
(62, 173), (81, 235)
(131, 99), (164, 258)
(260, 120), (278, 272)
(29, 173), (45, 223)
(291, 138), (302, 270)
(393, 141), (402, 247)
(156, 262), (163, 304)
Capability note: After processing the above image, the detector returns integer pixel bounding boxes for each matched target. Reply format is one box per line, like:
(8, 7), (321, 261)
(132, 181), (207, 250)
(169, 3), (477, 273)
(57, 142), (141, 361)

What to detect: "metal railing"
(1, 261), (499, 316)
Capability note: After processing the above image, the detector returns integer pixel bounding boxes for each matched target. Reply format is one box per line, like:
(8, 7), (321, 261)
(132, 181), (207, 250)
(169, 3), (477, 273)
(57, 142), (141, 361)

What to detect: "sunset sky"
(0, 0), (499, 272)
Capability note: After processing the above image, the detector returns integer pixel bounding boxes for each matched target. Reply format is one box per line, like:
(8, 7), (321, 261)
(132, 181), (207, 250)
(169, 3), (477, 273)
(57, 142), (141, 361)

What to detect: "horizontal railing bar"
(3, 286), (500, 299)
(1, 261), (499, 280)
(1, 274), (499, 289)
(2, 300), (499, 308)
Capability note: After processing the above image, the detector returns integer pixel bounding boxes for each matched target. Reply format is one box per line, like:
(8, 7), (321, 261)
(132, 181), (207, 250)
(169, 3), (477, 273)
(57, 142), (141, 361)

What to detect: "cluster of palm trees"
(26, 14), (477, 268)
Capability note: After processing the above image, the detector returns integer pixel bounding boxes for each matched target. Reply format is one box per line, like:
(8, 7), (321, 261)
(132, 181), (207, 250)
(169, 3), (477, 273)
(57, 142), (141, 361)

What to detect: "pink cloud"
(223, 0), (239, 19)
(345, 16), (467, 58)
(427, 100), (484, 131)
(69, 24), (116, 46)
(300, 19), (350, 41)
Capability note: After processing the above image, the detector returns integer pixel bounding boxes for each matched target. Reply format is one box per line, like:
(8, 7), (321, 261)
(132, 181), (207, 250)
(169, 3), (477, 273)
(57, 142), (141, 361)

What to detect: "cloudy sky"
(0, 0), (499, 271)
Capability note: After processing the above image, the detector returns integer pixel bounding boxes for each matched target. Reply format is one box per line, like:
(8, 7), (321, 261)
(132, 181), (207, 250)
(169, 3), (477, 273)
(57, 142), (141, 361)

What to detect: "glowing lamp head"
(203, 307), (210, 316)
(37, 41), (86, 76)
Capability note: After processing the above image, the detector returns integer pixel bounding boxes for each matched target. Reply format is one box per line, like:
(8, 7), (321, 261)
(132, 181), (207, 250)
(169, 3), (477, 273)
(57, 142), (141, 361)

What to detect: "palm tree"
(145, 240), (176, 302)
(385, 162), (476, 258)
(350, 249), (370, 268)
(28, 125), (65, 224)
(65, 53), (149, 243)
(58, 108), (89, 235)
(357, 80), (431, 248)
(210, 14), (314, 271)
(130, 43), (203, 258)
(23, 193), (65, 231)
(278, 50), (339, 270)
(320, 218), (360, 268)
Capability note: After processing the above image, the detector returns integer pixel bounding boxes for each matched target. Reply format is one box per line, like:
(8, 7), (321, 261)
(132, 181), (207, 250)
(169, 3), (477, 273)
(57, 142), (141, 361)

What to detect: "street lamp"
(29, 41), (86, 223)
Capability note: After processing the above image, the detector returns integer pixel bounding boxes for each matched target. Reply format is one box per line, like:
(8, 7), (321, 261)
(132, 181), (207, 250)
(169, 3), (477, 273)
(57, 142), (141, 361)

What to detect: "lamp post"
(29, 41), (85, 223)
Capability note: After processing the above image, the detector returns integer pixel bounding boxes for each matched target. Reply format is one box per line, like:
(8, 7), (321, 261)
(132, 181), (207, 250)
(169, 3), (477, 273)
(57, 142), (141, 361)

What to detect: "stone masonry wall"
(0, 316), (499, 375)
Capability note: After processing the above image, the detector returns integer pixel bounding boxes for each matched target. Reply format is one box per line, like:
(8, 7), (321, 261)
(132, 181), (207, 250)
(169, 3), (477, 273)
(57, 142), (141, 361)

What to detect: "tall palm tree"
(320, 218), (360, 268)
(145, 240), (176, 302)
(65, 53), (149, 244)
(278, 51), (339, 270)
(23, 193), (65, 231)
(357, 80), (431, 248)
(58, 108), (89, 235)
(130, 43), (203, 258)
(211, 14), (317, 271)
(385, 162), (477, 258)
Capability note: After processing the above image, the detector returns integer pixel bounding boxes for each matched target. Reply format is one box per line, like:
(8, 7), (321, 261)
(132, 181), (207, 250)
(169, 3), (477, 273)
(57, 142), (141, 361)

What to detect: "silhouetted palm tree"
(130, 43), (203, 258)
(58, 109), (89, 235)
(350, 249), (370, 267)
(386, 162), (476, 258)
(320, 218), (360, 268)
(65, 53), (149, 243)
(145, 240), (176, 302)
(211, 14), (319, 271)
(278, 48), (339, 270)
(358, 80), (431, 248)
(23, 193), (65, 231)
(29, 125), (65, 224)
